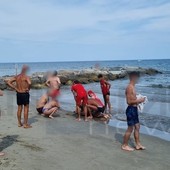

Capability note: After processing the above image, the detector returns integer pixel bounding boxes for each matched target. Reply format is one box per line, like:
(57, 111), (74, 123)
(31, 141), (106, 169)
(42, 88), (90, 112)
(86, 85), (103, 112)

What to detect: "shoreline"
(2, 90), (170, 140)
(0, 92), (170, 170)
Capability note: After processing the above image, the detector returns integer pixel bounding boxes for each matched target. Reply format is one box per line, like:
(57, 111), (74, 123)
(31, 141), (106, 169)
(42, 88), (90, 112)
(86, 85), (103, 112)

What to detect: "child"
(98, 74), (111, 113)
(71, 80), (91, 121)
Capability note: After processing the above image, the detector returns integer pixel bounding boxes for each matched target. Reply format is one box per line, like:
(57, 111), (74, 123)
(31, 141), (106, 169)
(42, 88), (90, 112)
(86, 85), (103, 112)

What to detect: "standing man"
(7, 65), (32, 129)
(0, 89), (5, 156)
(46, 71), (61, 100)
(122, 72), (145, 151)
(98, 74), (111, 114)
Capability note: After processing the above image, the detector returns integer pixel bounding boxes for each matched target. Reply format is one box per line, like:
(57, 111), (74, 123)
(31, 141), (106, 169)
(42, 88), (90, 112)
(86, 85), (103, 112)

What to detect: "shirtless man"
(7, 65), (32, 128)
(42, 100), (59, 119)
(0, 90), (5, 156)
(46, 71), (61, 100)
(36, 93), (49, 114)
(122, 72), (145, 151)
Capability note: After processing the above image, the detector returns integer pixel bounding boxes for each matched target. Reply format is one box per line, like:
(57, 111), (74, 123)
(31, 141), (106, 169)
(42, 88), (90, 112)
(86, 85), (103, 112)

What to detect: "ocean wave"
(136, 83), (170, 89)
(148, 84), (170, 89)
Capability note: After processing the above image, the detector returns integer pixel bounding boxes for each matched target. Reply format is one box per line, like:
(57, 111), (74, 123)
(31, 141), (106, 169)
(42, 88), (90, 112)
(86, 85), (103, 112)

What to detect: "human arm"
(7, 77), (18, 91)
(57, 77), (61, 89)
(45, 79), (51, 87)
(26, 77), (31, 90)
(104, 80), (111, 89)
(0, 90), (3, 96)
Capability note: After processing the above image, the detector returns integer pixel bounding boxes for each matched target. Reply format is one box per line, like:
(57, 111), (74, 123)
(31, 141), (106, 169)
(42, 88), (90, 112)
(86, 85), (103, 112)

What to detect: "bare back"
(126, 84), (137, 106)
(16, 74), (31, 93)
(37, 94), (48, 108)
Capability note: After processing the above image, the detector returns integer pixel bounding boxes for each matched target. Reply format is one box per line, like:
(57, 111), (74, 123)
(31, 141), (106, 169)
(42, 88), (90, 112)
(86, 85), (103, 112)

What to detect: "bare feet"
(0, 152), (5, 156)
(18, 123), (23, 127)
(136, 144), (146, 150)
(24, 124), (32, 129)
(49, 115), (54, 119)
(87, 116), (93, 120)
(121, 145), (135, 152)
(76, 118), (81, 122)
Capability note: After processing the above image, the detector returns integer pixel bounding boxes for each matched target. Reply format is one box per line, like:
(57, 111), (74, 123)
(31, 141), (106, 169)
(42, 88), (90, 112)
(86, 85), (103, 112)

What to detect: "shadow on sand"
(0, 135), (19, 152)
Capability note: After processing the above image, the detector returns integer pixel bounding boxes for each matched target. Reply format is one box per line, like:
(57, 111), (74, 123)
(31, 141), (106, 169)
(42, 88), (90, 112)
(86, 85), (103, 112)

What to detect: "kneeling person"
(36, 93), (49, 114)
(42, 100), (59, 119)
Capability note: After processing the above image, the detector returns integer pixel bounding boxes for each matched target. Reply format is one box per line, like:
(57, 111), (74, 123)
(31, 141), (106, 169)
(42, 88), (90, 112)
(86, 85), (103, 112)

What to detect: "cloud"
(0, 0), (170, 45)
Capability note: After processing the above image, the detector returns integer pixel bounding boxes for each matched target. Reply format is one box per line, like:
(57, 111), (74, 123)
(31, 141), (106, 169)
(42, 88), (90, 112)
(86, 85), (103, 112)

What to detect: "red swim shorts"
(76, 95), (88, 107)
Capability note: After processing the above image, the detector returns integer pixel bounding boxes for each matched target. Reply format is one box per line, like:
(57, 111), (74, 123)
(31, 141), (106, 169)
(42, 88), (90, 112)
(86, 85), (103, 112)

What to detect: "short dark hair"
(53, 71), (58, 76)
(129, 71), (140, 79)
(98, 74), (103, 79)
(73, 80), (80, 84)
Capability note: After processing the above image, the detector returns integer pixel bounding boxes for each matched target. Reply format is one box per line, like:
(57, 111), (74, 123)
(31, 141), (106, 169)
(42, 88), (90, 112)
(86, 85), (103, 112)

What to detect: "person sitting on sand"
(87, 90), (111, 119)
(0, 89), (5, 157)
(36, 93), (49, 114)
(98, 74), (111, 114)
(7, 65), (32, 129)
(71, 80), (91, 121)
(122, 72), (146, 152)
(46, 71), (61, 100)
(42, 100), (59, 119)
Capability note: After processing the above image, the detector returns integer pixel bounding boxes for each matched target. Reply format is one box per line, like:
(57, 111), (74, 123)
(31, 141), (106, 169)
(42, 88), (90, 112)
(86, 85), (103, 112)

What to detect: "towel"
(136, 94), (148, 113)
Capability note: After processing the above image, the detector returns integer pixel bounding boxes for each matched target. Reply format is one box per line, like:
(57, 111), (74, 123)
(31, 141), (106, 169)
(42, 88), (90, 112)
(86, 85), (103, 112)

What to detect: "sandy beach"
(0, 91), (169, 170)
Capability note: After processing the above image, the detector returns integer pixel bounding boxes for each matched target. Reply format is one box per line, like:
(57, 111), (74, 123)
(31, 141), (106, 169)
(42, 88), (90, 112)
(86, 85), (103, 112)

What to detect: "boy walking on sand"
(71, 80), (92, 122)
(122, 72), (145, 151)
(7, 65), (32, 129)
(98, 74), (111, 113)
(0, 89), (5, 156)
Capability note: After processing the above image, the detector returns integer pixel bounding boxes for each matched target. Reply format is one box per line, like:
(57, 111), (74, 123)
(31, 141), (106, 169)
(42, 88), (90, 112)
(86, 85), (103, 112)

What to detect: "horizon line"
(0, 58), (169, 64)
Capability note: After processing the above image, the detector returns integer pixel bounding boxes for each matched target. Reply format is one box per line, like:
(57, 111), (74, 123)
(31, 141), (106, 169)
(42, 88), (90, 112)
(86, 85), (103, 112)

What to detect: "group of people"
(0, 65), (146, 156)
(71, 74), (112, 122)
(35, 71), (112, 122)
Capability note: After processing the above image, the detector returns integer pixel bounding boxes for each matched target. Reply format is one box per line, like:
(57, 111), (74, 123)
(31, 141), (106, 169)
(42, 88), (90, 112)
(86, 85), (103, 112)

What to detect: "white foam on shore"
(109, 119), (170, 142)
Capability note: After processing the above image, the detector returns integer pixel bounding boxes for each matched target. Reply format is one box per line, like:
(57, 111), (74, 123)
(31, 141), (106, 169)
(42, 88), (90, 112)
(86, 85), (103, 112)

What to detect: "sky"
(0, 0), (170, 62)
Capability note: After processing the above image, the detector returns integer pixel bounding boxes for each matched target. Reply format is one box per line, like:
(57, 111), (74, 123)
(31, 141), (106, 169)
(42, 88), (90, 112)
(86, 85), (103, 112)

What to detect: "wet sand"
(0, 91), (170, 170)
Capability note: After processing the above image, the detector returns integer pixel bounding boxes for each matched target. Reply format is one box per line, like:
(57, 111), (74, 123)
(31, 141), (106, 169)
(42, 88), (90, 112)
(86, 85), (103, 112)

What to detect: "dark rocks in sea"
(0, 79), (7, 90)
(0, 67), (162, 90)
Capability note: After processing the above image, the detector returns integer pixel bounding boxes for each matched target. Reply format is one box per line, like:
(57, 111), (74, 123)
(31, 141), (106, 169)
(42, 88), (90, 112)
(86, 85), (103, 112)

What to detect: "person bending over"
(122, 72), (145, 152)
(87, 90), (110, 119)
(7, 65), (32, 129)
(71, 80), (91, 122)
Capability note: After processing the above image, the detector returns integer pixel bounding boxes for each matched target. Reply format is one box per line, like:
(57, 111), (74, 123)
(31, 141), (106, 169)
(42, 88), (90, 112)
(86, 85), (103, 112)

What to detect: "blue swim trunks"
(126, 106), (139, 126)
